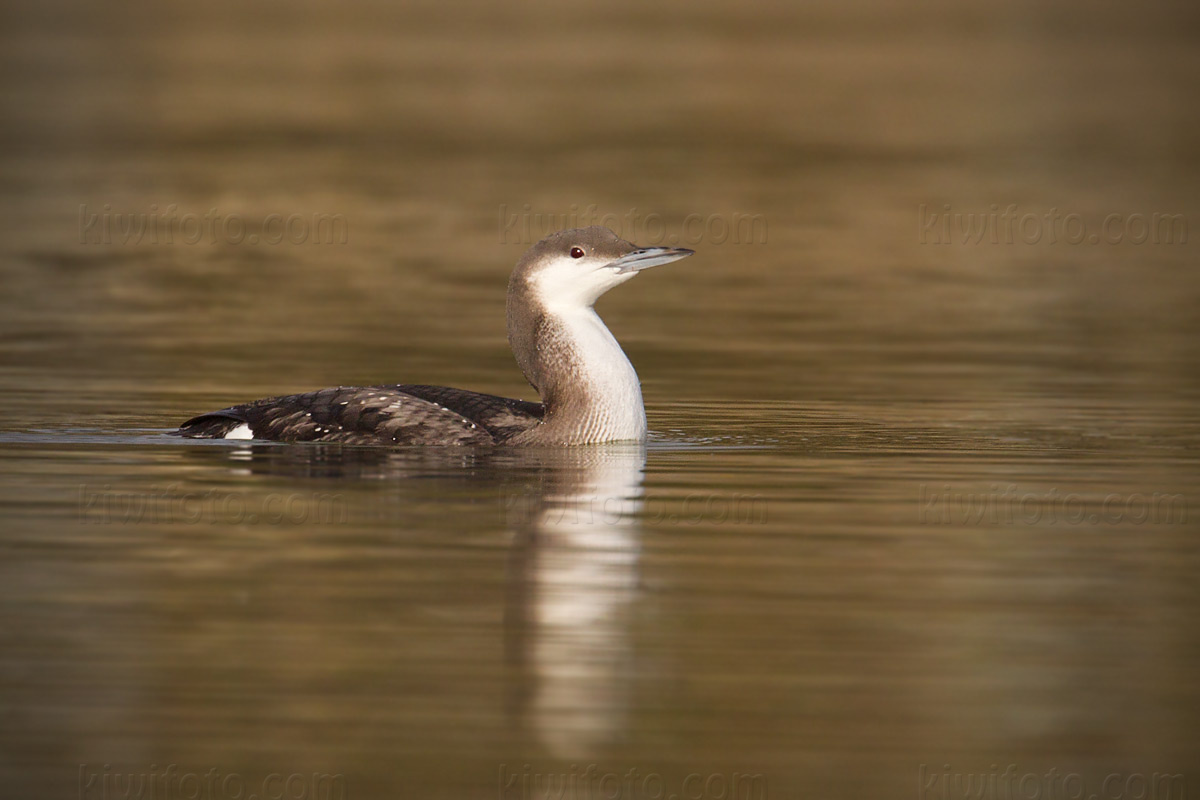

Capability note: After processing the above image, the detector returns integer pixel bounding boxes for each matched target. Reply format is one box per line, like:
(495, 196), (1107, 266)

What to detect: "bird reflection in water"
(189, 441), (647, 758)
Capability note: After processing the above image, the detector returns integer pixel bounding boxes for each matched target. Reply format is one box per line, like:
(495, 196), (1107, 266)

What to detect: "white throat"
(534, 305), (647, 444)
(561, 307), (646, 441)
(571, 304), (648, 417)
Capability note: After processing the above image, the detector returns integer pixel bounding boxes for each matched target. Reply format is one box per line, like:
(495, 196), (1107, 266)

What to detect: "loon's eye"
(570, 247), (585, 259)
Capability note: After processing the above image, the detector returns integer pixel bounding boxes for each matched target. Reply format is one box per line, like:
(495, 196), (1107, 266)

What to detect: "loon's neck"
(508, 302), (647, 446)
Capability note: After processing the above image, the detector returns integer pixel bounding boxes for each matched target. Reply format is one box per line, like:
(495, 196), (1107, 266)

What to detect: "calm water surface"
(1, 0), (1198, 798)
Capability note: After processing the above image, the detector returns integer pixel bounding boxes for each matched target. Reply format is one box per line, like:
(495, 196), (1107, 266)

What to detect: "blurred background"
(1, 0), (1198, 798)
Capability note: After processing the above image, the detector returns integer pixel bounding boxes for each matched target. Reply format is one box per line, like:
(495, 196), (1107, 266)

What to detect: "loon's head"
(510, 226), (694, 311)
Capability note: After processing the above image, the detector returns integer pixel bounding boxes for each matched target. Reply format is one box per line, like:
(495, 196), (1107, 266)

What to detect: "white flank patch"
(224, 423), (254, 440)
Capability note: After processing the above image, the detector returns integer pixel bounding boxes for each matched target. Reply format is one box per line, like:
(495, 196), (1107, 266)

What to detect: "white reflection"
(504, 444), (645, 758)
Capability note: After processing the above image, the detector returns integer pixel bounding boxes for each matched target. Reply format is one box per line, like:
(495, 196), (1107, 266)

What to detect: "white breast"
(556, 308), (647, 442)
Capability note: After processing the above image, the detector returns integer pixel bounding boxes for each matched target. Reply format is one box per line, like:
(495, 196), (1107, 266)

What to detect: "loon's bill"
(176, 227), (693, 446)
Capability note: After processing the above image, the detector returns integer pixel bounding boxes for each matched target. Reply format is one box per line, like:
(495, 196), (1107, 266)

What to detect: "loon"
(176, 227), (693, 446)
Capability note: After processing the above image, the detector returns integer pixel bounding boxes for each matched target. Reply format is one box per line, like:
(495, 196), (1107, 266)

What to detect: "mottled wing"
(177, 386), (497, 445)
(389, 385), (543, 442)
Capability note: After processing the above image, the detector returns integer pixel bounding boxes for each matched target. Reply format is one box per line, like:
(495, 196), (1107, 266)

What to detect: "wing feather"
(176, 385), (542, 445)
